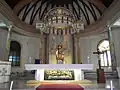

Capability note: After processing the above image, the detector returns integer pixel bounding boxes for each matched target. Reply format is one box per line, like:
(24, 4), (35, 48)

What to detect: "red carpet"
(36, 84), (84, 90)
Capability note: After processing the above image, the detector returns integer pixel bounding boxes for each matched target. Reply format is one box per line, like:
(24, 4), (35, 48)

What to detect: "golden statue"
(56, 44), (64, 64)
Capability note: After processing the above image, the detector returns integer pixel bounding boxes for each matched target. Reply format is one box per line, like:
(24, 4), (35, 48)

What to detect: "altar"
(25, 64), (93, 81)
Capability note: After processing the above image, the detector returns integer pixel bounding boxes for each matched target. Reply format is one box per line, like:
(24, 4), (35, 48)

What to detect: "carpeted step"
(84, 71), (118, 79)
(36, 84), (84, 90)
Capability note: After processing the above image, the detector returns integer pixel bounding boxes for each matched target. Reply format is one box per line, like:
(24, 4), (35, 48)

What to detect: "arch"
(97, 39), (108, 49)
(97, 39), (111, 67)
(9, 41), (21, 66)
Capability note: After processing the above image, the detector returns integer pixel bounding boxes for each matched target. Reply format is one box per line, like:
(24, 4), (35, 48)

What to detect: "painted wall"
(111, 27), (120, 67)
(0, 29), (41, 72)
(1, 27), (120, 72)
(48, 35), (73, 64)
(0, 28), (7, 60)
(79, 27), (120, 71)
(10, 33), (41, 72)
(79, 32), (112, 71)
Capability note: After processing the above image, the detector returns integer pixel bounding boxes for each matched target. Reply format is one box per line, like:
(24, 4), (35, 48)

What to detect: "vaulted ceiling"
(0, 0), (118, 36)
(3, 0), (115, 34)
(16, 0), (103, 26)
(4, 0), (109, 27)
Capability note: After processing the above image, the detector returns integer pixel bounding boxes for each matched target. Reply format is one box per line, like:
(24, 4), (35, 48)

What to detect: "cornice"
(13, 0), (32, 15)
(88, 0), (106, 12)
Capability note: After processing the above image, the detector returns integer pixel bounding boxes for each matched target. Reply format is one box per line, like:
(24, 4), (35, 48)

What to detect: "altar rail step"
(10, 71), (34, 80)
(84, 71), (118, 79)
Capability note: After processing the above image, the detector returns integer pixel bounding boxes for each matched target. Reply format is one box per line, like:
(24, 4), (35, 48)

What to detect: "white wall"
(11, 33), (40, 72)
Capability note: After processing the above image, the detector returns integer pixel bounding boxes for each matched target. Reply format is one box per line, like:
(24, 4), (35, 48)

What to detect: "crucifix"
(93, 49), (103, 69)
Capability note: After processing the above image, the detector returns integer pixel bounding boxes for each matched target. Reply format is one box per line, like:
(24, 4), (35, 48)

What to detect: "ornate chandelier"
(36, 7), (84, 34)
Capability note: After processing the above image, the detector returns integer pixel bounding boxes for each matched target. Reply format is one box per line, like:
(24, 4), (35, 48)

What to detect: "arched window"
(98, 40), (111, 67)
(9, 41), (21, 66)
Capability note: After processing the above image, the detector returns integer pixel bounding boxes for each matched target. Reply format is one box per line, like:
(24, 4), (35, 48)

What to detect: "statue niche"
(56, 44), (64, 64)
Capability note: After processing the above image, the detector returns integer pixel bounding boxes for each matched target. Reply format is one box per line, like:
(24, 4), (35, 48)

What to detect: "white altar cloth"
(25, 64), (93, 81)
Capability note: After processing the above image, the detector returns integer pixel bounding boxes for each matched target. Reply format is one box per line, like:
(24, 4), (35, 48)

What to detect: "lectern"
(97, 60), (105, 83)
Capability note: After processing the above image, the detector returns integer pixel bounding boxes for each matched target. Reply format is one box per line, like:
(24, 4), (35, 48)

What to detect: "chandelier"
(36, 7), (84, 34)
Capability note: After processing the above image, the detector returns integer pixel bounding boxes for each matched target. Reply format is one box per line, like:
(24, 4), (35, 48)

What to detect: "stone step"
(84, 71), (118, 79)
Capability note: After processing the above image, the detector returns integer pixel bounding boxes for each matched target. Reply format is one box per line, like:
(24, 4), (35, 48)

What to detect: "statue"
(56, 44), (64, 64)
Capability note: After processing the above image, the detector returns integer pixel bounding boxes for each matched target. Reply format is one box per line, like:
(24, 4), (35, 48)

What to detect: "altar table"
(25, 64), (93, 81)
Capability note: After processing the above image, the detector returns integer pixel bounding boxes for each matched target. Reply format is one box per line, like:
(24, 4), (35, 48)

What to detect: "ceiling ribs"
(81, 0), (97, 21)
(17, 0), (103, 26)
(80, 0), (90, 25)
(21, 3), (30, 21)
(40, 0), (55, 20)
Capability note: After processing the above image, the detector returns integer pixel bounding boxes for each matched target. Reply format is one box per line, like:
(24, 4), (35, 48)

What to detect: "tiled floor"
(0, 75), (120, 90)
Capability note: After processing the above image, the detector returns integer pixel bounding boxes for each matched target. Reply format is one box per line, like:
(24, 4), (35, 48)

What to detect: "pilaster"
(74, 33), (81, 64)
(5, 24), (13, 60)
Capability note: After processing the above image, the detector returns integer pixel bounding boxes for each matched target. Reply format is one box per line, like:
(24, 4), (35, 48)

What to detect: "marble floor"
(0, 75), (120, 90)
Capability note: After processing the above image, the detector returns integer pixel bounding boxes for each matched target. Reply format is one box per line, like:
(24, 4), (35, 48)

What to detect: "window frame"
(97, 39), (111, 67)
(9, 41), (21, 67)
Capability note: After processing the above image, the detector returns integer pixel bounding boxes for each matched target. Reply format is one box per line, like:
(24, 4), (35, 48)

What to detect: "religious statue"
(56, 44), (64, 64)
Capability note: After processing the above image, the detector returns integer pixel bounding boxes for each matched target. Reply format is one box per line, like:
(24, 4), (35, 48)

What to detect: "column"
(39, 32), (45, 64)
(63, 35), (68, 64)
(107, 24), (117, 71)
(74, 33), (81, 64)
(5, 25), (13, 60)
(72, 35), (75, 64)
(73, 34), (77, 64)
(44, 34), (49, 64)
